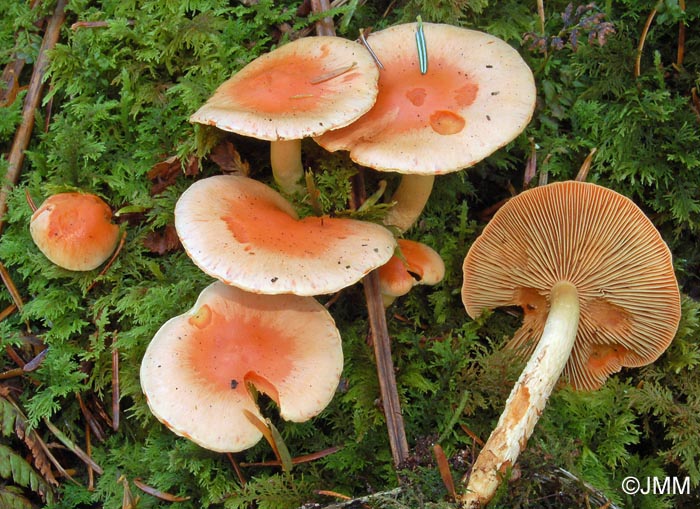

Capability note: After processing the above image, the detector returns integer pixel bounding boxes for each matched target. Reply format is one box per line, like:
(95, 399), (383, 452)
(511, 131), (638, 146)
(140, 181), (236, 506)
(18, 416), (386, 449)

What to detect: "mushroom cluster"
(142, 20), (557, 475)
(140, 35), (398, 453)
(142, 175), (397, 452)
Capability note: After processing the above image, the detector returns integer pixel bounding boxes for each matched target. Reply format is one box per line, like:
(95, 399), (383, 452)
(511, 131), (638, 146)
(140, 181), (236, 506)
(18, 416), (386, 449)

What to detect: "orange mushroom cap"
(140, 281), (343, 453)
(462, 181), (681, 390)
(175, 175), (397, 296)
(378, 239), (445, 302)
(29, 192), (120, 271)
(189, 36), (379, 141)
(315, 23), (536, 175)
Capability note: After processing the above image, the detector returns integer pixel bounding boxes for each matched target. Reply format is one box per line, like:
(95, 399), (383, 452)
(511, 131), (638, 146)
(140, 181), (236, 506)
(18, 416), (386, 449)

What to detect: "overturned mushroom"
(316, 22), (536, 231)
(140, 281), (343, 452)
(378, 238), (445, 307)
(459, 181), (681, 507)
(175, 175), (396, 296)
(189, 36), (379, 193)
(29, 192), (120, 271)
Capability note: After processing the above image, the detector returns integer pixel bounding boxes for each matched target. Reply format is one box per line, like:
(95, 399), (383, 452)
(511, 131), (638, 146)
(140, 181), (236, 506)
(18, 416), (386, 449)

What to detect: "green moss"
(1, 0), (699, 507)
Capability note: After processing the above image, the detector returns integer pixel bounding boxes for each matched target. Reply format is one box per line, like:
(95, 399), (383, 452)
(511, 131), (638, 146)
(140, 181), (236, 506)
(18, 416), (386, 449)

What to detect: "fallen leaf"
(209, 140), (250, 176)
(143, 224), (181, 255)
(147, 155), (199, 195)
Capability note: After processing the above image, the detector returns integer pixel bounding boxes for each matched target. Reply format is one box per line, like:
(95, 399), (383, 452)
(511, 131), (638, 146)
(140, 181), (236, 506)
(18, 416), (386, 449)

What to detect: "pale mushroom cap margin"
(175, 175), (397, 296)
(140, 282), (344, 453)
(461, 181), (681, 391)
(189, 36), (380, 141)
(315, 23), (537, 174)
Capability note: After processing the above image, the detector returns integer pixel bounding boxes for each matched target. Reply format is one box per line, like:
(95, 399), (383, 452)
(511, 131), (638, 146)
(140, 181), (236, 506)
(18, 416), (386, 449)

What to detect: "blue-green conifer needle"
(416, 15), (428, 74)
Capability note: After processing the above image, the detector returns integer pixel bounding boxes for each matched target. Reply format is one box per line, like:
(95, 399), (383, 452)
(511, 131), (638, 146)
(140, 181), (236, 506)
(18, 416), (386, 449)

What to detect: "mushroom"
(315, 22), (536, 231)
(140, 281), (343, 452)
(459, 181), (681, 507)
(174, 174), (396, 296)
(29, 192), (120, 271)
(189, 36), (379, 193)
(378, 238), (445, 307)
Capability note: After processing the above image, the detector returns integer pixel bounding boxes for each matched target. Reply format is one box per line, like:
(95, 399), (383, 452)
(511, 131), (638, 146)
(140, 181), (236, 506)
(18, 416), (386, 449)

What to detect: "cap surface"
(175, 175), (397, 295)
(29, 192), (120, 271)
(315, 23), (536, 174)
(462, 181), (681, 390)
(140, 281), (343, 452)
(189, 36), (379, 141)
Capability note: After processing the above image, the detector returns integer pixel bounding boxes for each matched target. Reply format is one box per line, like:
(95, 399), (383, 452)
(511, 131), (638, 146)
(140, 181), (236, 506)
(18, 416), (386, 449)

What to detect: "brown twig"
(86, 231), (127, 293)
(43, 417), (104, 475)
(676, 0), (686, 68)
(575, 147), (597, 182)
(24, 188), (37, 212)
(112, 335), (120, 431)
(0, 261), (25, 311)
(71, 20), (134, 30)
(85, 422), (95, 491)
(363, 269), (410, 467)
(0, 59), (27, 108)
(459, 423), (485, 448)
(310, 0), (336, 36)
(0, 0), (68, 234)
(4, 344), (25, 367)
(691, 87), (700, 122)
(323, 290), (343, 309)
(351, 167), (409, 467)
(314, 3), (408, 465)
(316, 490), (352, 501)
(0, 304), (17, 321)
(634, 3), (660, 79)
(0, 0), (44, 108)
(523, 138), (537, 189)
(536, 0), (547, 58)
(0, 261), (32, 333)
(76, 392), (105, 443)
(240, 445), (342, 467)
(133, 478), (191, 502)
(226, 453), (247, 486)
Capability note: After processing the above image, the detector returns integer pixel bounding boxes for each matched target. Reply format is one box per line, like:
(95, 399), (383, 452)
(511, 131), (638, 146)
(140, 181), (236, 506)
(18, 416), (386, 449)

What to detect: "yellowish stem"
(459, 281), (580, 508)
(383, 174), (435, 232)
(270, 140), (304, 193)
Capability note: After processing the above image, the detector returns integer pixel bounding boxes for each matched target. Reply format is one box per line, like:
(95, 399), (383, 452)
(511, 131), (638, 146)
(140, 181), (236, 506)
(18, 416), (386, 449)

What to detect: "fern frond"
(0, 444), (55, 504)
(0, 486), (34, 509)
(0, 394), (20, 437)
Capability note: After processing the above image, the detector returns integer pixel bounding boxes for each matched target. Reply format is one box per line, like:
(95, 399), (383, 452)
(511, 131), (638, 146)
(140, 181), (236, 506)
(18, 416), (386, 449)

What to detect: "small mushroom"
(459, 181), (681, 508)
(140, 281), (343, 452)
(29, 192), (120, 271)
(378, 239), (445, 307)
(315, 23), (536, 231)
(189, 36), (379, 193)
(174, 175), (396, 296)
